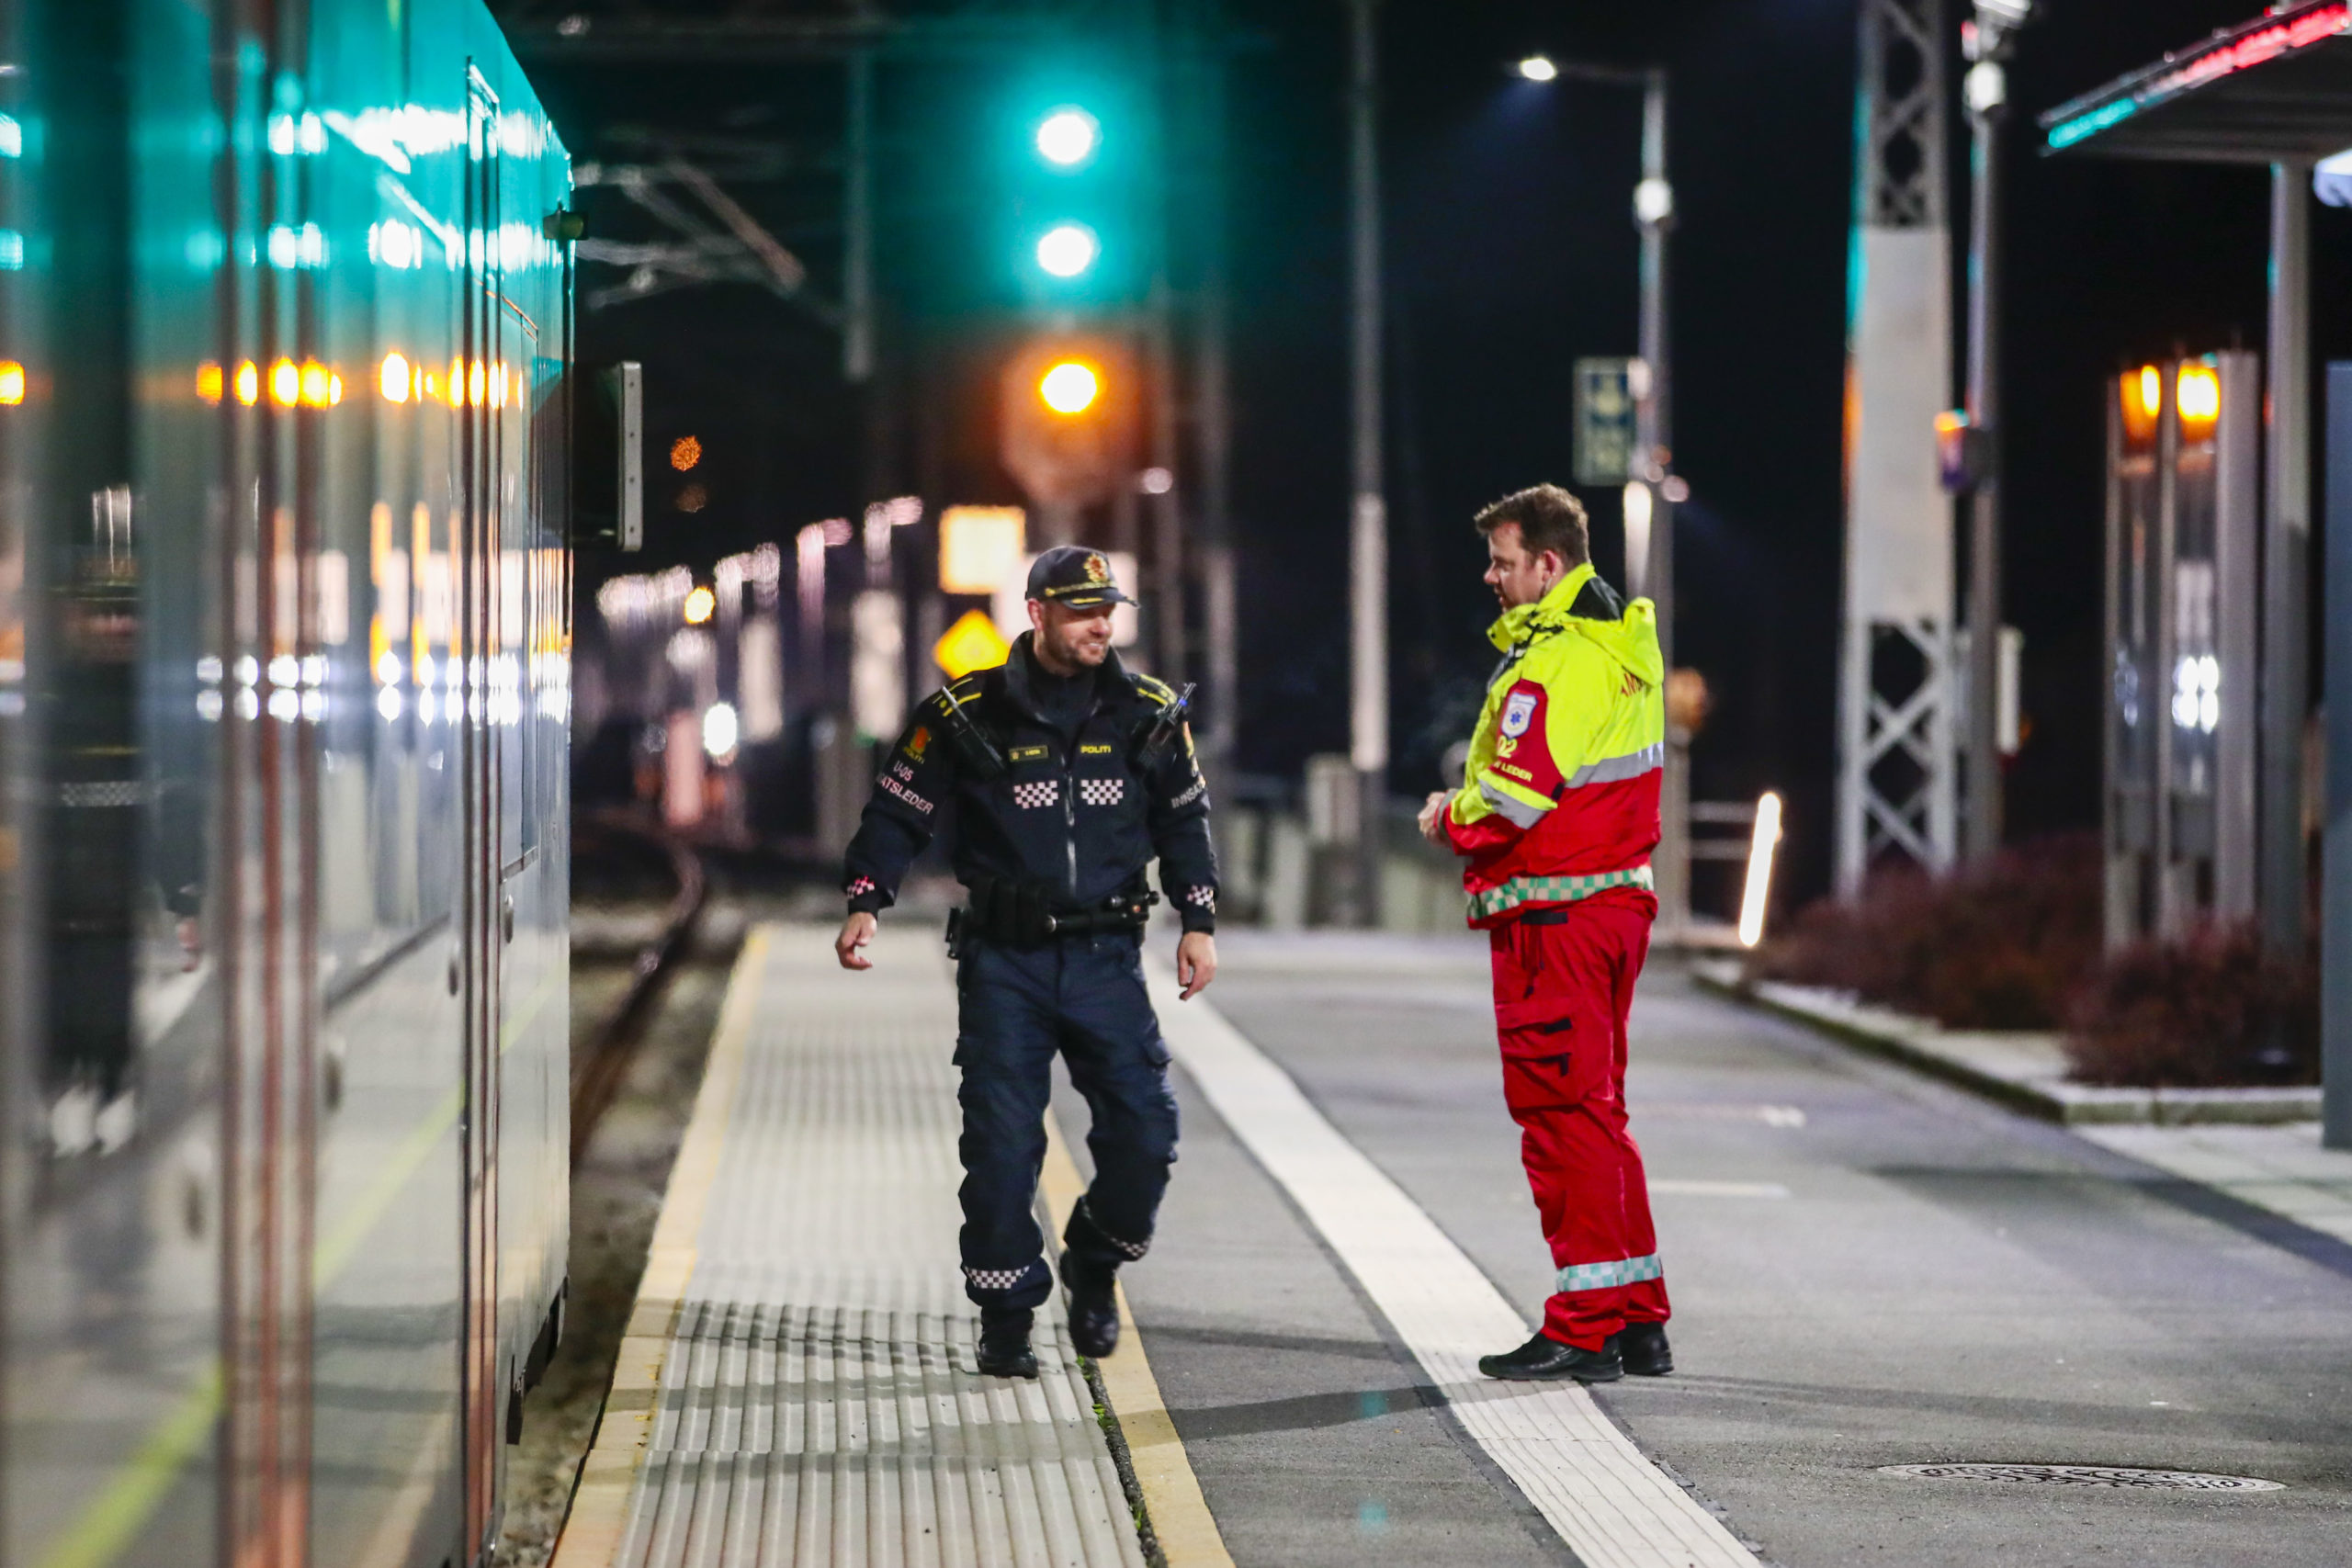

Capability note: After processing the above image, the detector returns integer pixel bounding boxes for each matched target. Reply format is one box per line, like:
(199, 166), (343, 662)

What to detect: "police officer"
(834, 546), (1219, 1380)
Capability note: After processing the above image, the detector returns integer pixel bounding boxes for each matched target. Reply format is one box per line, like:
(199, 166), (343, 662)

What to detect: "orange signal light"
(0, 362), (21, 407)
(671, 435), (702, 471)
(196, 362), (224, 405)
(235, 361), (260, 407)
(270, 357), (301, 408)
(380, 352), (411, 403)
(1039, 360), (1100, 415)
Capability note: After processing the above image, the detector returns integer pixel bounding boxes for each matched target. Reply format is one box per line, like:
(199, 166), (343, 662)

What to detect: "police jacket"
(842, 635), (1219, 932)
(1441, 563), (1664, 928)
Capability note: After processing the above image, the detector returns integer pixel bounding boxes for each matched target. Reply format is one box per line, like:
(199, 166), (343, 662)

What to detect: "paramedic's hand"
(1419, 791), (1452, 848)
(835, 912), (877, 971)
(1176, 931), (1217, 1000)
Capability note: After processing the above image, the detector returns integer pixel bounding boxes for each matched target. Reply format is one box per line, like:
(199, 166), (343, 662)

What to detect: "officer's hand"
(1418, 791), (1452, 848)
(835, 912), (878, 971)
(1176, 931), (1217, 1000)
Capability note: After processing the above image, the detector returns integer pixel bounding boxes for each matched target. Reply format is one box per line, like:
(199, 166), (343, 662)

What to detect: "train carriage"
(0, 2), (575, 1565)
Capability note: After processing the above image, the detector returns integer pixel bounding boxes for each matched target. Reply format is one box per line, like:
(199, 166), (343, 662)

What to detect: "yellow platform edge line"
(1042, 1110), (1237, 1568)
(549, 922), (772, 1568)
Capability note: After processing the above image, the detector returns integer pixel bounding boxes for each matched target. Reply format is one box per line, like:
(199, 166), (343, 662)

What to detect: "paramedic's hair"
(1473, 484), (1589, 569)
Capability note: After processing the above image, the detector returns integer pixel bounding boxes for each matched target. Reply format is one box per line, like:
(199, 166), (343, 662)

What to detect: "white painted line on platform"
(1648, 1180), (1791, 1200)
(1148, 963), (1761, 1568)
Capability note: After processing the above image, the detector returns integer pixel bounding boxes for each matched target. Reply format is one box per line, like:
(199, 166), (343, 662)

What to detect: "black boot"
(977, 1307), (1038, 1380)
(1613, 1322), (1673, 1377)
(1060, 1253), (1120, 1359)
(1477, 1331), (1623, 1383)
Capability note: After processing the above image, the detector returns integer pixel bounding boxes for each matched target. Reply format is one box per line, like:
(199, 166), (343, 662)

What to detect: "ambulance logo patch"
(1500, 690), (1539, 739)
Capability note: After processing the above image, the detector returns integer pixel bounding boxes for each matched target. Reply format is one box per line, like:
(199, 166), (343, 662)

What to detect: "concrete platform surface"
(562, 920), (2352, 1568)
(1158, 931), (2352, 1568)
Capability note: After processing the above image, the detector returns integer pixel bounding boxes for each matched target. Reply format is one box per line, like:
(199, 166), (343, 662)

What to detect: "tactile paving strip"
(607, 930), (1146, 1568)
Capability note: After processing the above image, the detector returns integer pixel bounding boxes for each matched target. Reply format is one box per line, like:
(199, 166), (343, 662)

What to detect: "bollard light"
(1738, 791), (1783, 949)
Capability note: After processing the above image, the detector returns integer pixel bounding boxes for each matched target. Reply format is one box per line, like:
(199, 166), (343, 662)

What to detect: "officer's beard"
(1034, 613), (1114, 673)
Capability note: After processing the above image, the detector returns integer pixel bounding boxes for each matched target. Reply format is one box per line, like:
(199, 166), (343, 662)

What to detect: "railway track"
(569, 813), (709, 1167)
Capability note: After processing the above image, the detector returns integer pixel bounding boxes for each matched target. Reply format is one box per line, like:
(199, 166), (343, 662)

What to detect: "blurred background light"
(939, 505), (1027, 594)
(702, 701), (739, 760)
(1519, 55), (1558, 83)
(2177, 360), (2222, 441)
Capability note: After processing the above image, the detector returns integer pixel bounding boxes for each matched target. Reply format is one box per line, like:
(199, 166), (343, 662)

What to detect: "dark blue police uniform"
(842, 552), (1216, 1322)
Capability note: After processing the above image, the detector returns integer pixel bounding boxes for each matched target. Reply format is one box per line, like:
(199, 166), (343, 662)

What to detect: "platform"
(554, 926), (1158, 1568)
(557, 923), (2352, 1568)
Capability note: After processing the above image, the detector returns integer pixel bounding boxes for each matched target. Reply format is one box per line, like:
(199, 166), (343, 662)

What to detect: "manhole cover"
(1879, 1463), (2282, 1492)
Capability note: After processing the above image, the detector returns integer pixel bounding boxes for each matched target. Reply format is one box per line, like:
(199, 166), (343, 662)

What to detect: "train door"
(458, 63), (505, 1566)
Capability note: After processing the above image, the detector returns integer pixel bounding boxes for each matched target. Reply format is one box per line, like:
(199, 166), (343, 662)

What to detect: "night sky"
(515, 0), (2346, 908)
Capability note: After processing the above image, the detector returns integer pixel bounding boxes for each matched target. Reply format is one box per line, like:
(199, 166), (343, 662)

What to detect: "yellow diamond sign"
(933, 608), (1011, 680)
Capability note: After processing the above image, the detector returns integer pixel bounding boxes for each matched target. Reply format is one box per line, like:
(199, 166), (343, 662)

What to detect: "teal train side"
(0, 2), (576, 1564)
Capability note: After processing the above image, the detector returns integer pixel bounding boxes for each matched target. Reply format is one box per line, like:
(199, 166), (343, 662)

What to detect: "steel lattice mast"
(1837, 0), (1958, 895)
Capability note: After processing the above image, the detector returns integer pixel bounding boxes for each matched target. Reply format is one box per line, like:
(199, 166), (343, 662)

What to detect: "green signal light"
(1035, 222), (1100, 278)
(1036, 107), (1101, 168)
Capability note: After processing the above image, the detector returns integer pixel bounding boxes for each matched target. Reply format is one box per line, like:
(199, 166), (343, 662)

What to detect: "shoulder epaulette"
(930, 672), (987, 714)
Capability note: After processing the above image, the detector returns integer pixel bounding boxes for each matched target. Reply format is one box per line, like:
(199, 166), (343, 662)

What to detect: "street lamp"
(1521, 54), (1685, 930)
(1960, 0), (2031, 863)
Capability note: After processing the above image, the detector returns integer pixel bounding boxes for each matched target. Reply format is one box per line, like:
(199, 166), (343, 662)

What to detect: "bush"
(2065, 923), (2317, 1088)
(1752, 832), (2102, 1031)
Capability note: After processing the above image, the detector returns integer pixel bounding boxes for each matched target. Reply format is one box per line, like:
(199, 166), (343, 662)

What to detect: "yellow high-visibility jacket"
(1442, 563), (1666, 927)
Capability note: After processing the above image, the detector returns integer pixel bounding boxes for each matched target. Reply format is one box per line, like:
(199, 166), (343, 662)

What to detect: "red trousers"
(1488, 897), (1669, 1349)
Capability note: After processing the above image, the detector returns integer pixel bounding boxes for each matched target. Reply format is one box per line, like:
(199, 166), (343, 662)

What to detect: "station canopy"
(2042, 0), (2352, 164)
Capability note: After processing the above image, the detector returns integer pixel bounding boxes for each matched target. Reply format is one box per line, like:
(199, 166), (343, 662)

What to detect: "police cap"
(1025, 546), (1134, 611)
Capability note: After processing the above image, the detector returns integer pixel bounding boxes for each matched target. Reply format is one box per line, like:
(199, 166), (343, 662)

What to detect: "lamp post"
(1347, 0), (1386, 927)
(1521, 55), (1684, 930)
(1961, 0), (2030, 863)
